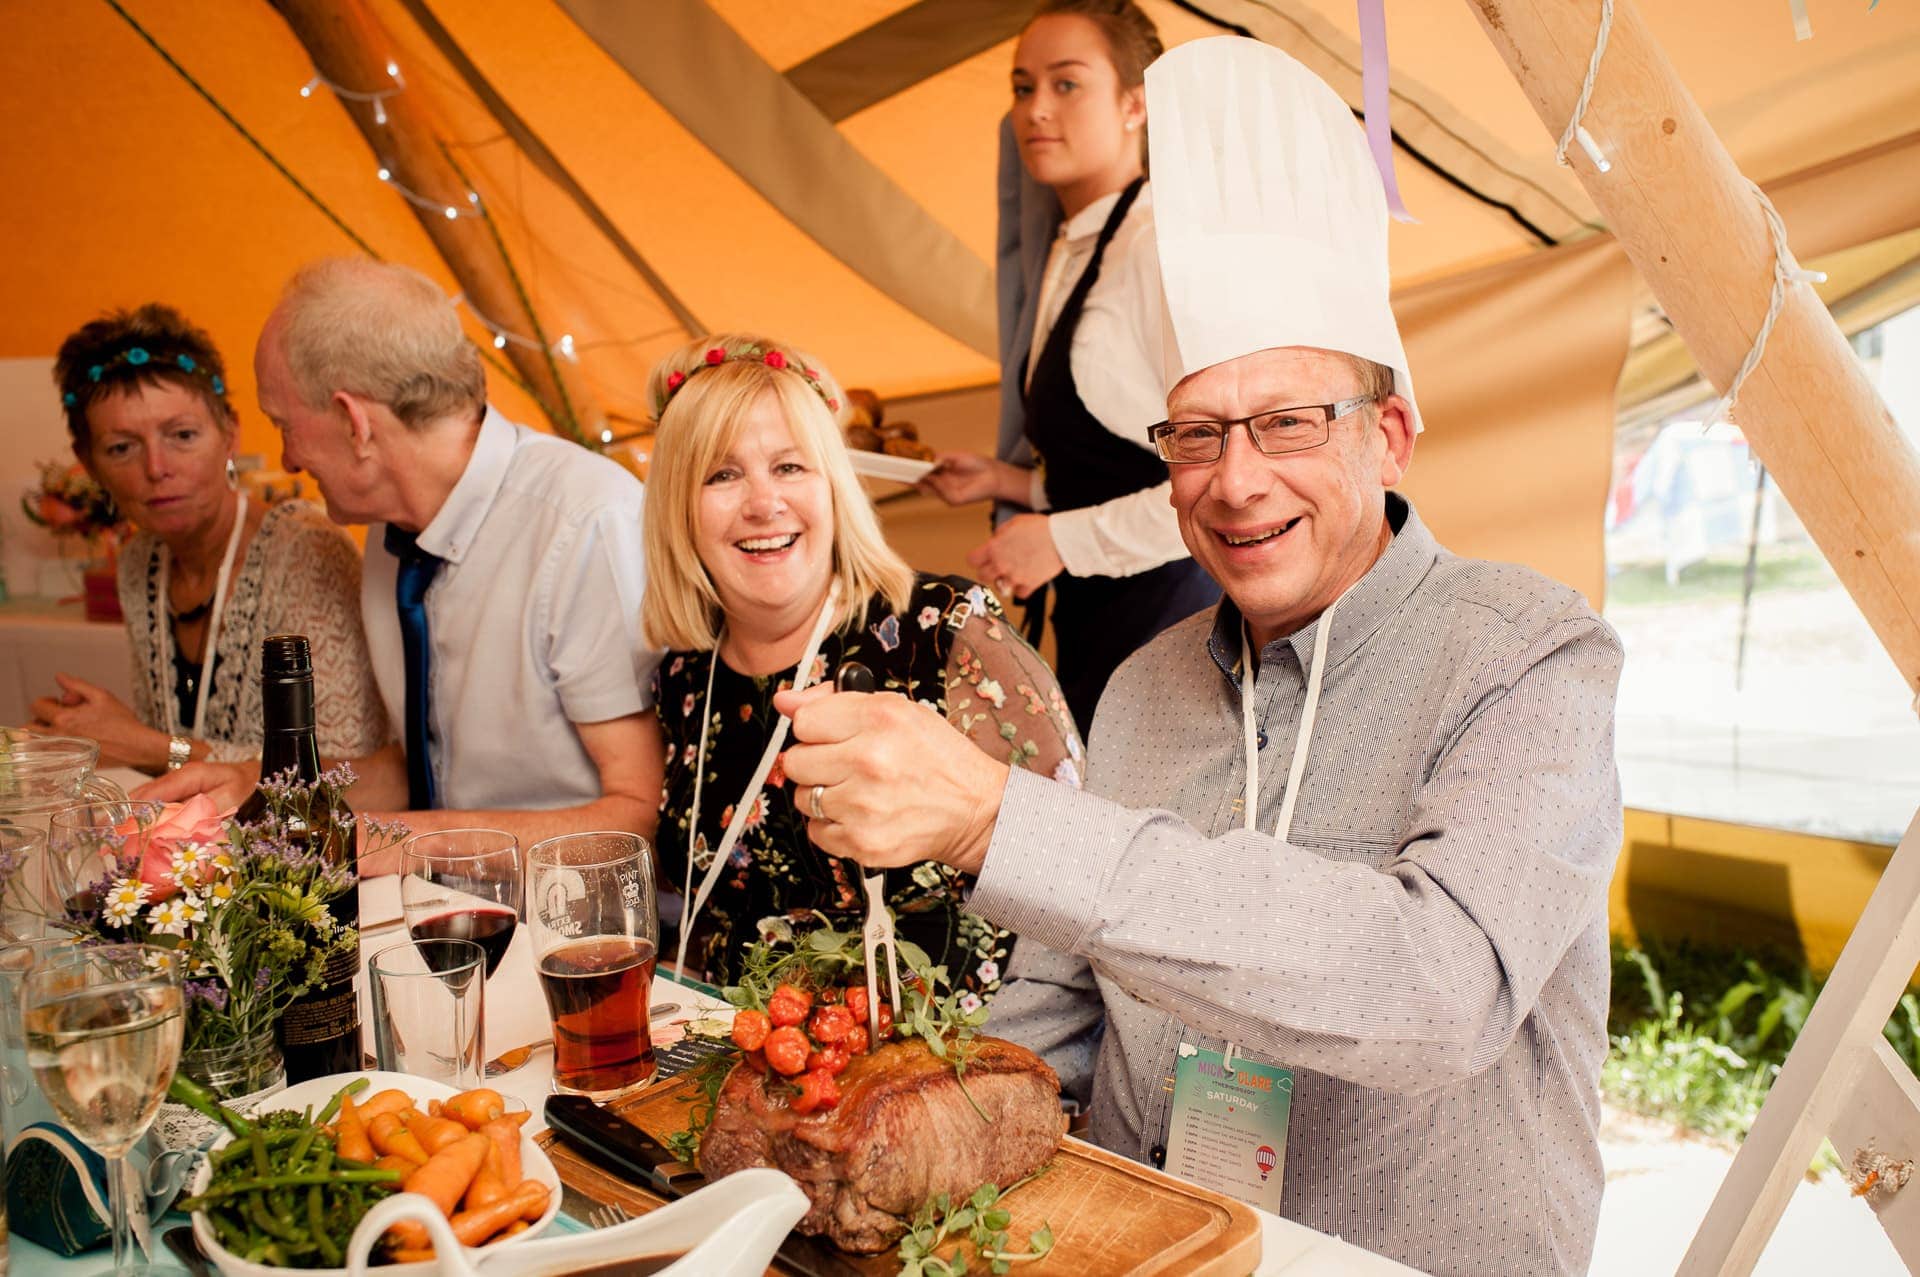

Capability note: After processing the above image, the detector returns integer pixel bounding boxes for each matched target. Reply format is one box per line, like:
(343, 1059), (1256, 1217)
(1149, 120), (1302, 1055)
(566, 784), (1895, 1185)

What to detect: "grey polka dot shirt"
(973, 494), (1623, 1276)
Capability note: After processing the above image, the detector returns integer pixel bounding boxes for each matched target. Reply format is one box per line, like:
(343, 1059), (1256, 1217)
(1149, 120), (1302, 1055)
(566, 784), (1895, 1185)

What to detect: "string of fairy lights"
(298, 58), (584, 369)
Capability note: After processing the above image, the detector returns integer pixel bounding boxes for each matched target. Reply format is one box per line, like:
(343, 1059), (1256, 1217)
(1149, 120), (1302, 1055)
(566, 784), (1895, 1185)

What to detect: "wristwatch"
(167, 735), (191, 771)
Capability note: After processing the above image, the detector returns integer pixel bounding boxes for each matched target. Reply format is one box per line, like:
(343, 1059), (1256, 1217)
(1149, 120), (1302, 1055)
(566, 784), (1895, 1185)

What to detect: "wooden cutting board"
(537, 1074), (1261, 1276)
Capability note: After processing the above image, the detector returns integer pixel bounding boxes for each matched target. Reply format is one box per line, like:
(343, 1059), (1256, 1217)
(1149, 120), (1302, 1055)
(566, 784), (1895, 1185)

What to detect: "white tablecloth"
(0, 596), (133, 728)
(352, 878), (1422, 1276)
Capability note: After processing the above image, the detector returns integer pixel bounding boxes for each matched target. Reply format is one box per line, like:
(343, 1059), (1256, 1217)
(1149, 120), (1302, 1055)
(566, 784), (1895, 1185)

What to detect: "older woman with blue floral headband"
(30, 304), (388, 772)
(642, 332), (1081, 998)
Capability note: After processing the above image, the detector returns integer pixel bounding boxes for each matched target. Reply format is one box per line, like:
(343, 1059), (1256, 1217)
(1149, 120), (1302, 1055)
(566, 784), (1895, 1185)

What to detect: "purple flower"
(185, 980), (229, 1012)
(255, 965), (272, 992)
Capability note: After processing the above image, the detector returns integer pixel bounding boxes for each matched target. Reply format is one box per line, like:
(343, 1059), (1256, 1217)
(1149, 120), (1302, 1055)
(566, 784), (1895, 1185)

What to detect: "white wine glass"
(25, 942), (186, 1276)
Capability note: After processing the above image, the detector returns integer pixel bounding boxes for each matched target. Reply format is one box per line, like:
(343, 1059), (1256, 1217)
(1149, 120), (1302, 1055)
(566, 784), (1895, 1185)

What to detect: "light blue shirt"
(361, 408), (656, 811)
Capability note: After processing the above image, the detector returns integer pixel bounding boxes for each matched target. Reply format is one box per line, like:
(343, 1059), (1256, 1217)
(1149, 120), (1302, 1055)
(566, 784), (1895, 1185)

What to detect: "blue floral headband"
(62, 347), (226, 408)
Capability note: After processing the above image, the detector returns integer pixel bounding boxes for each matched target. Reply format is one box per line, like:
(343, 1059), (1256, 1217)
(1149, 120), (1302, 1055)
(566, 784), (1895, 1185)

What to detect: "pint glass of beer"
(527, 831), (659, 1099)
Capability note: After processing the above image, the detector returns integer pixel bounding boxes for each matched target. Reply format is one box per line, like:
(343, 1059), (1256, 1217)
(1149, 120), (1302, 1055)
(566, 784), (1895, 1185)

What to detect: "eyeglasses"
(1146, 396), (1378, 464)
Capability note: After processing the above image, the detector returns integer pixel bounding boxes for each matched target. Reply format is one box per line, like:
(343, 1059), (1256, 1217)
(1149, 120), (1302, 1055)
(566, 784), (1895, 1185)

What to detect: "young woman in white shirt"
(918, 0), (1219, 734)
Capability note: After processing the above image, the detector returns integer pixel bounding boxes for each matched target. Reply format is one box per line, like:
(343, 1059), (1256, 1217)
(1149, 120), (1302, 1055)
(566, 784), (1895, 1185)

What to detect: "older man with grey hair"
(776, 38), (1621, 1277)
(146, 257), (661, 871)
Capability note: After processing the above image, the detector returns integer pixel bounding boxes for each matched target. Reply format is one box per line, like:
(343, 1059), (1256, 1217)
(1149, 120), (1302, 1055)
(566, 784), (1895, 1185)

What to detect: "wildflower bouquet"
(20, 460), (128, 544)
(53, 765), (404, 1057)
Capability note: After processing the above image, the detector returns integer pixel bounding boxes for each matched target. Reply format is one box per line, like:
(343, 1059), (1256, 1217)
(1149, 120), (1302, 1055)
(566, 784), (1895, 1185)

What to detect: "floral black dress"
(653, 574), (1082, 1003)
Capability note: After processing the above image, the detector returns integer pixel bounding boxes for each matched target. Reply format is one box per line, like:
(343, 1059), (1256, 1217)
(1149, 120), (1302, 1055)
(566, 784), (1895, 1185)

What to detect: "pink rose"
(763, 351), (787, 370)
(666, 370), (686, 392)
(705, 348), (727, 365)
(119, 795), (227, 903)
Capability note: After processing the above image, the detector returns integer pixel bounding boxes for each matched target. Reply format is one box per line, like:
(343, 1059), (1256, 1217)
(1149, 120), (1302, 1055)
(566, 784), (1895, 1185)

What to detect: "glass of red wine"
(400, 828), (522, 979)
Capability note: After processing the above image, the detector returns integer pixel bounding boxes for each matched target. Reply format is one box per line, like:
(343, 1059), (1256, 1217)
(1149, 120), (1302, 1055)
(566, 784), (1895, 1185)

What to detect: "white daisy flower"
(103, 878), (151, 927)
(204, 878), (235, 905)
(147, 898), (192, 937)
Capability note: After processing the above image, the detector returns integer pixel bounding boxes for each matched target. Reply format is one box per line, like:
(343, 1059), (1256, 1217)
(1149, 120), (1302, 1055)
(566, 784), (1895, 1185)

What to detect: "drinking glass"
(0, 826), (47, 943)
(527, 832), (658, 1100)
(0, 936), (74, 1145)
(24, 943), (184, 1277)
(399, 830), (522, 979)
(46, 800), (167, 925)
(369, 939), (485, 1089)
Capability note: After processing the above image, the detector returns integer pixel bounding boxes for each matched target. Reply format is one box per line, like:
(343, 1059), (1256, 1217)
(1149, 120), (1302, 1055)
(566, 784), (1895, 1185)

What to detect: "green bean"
(246, 1189), (295, 1241)
(189, 1168), (402, 1198)
(314, 1077), (368, 1125)
(308, 1187), (341, 1266)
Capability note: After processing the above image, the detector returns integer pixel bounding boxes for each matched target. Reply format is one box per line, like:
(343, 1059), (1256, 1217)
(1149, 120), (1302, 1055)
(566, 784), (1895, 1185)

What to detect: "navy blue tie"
(385, 525), (443, 810)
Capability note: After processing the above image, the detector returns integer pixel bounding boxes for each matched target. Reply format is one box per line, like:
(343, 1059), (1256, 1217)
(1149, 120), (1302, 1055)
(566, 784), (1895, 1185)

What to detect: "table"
(356, 878), (1422, 1276)
(9, 882), (1423, 1275)
(0, 596), (132, 727)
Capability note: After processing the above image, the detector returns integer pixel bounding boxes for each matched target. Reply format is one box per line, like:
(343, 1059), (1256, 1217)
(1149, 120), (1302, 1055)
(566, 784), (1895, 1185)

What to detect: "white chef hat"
(1147, 37), (1421, 432)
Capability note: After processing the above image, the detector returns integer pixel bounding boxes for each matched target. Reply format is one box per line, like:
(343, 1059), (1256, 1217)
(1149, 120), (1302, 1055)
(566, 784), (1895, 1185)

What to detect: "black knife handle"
(544, 1094), (703, 1194)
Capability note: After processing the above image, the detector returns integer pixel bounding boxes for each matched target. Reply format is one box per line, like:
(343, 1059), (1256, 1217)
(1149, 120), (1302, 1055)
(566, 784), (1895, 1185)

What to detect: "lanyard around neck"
(163, 492), (248, 736)
(675, 579), (842, 977)
(1239, 589), (1342, 846)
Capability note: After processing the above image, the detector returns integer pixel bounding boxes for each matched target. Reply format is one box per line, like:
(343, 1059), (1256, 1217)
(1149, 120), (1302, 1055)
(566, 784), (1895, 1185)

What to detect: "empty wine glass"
(25, 942), (185, 1276)
(400, 829), (522, 978)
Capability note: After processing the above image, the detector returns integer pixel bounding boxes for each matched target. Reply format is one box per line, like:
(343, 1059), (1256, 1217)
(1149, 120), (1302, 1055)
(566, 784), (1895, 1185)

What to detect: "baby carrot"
(357, 1089), (413, 1119)
(334, 1094), (375, 1164)
(405, 1110), (470, 1155)
(449, 1180), (549, 1247)
(368, 1112), (430, 1164)
(478, 1116), (521, 1188)
(444, 1088), (506, 1129)
(403, 1132), (490, 1217)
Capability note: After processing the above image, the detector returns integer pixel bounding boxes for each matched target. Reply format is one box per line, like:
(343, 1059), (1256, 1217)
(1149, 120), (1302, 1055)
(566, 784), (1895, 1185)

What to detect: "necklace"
(168, 595), (214, 625)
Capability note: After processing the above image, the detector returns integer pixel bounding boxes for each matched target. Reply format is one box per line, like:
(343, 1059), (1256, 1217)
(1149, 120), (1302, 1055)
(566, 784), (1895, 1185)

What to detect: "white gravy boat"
(344, 1167), (810, 1277)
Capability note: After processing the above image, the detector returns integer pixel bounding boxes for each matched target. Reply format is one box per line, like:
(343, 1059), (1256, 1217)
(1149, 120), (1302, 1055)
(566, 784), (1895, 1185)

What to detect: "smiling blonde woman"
(641, 332), (1081, 995)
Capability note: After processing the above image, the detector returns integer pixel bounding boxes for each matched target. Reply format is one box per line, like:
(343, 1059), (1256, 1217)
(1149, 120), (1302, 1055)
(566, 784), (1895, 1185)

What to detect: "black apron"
(1022, 178), (1221, 735)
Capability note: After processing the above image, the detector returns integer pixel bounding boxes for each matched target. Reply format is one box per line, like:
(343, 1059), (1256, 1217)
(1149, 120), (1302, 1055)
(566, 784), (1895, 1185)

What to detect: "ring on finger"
(809, 783), (829, 822)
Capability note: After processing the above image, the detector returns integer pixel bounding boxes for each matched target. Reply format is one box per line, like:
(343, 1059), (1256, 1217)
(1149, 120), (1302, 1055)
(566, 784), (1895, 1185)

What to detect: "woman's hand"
(29, 674), (168, 770)
(917, 453), (1030, 507)
(967, 513), (1065, 601)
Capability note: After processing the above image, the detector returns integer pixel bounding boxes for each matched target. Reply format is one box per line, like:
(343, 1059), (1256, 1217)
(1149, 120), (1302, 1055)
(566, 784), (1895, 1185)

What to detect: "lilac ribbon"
(1357, 0), (1417, 223)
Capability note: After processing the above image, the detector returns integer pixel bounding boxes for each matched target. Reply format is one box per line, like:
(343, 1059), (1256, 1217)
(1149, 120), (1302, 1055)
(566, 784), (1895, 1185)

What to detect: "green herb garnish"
(897, 1171), (1054, 1276)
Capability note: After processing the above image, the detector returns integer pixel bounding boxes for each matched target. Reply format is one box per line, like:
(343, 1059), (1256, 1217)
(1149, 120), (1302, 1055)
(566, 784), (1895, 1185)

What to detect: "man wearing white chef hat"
(778, 37), (1620, 1276)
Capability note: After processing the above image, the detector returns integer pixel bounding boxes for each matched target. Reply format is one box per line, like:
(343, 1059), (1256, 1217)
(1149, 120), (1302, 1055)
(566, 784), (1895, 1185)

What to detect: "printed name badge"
(1163, 1042), (1294, 1213)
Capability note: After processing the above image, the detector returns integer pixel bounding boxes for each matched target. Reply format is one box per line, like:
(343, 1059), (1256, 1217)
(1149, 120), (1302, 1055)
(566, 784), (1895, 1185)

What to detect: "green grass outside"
(1605, 937), (1920, 1160)
(1605, 549), (1837, 609)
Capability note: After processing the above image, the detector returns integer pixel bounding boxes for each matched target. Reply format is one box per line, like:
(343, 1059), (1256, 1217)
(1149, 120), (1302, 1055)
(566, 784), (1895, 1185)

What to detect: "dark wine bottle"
(236, 634), (360, 1082)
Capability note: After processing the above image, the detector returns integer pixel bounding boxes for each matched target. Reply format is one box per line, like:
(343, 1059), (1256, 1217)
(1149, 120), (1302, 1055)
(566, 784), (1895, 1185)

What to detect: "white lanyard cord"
(160, 492), (249, 737)
(674, 579), (841, 978)
(1226, 591), (1343, 1073)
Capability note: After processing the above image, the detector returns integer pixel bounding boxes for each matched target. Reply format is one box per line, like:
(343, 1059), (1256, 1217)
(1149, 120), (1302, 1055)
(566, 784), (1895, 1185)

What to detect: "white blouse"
(1024, 185), (1190, 579)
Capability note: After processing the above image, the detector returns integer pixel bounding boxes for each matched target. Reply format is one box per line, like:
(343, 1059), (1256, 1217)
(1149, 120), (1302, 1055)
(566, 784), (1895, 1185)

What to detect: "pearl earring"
(225, 458), (240, 490)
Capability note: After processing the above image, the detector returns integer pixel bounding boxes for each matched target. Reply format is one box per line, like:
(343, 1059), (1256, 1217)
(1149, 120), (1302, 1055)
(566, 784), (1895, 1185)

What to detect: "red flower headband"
(657, 344), (839, 417)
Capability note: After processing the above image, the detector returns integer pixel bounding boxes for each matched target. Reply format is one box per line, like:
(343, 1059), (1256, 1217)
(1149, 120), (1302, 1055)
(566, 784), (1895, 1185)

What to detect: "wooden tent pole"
(268, 0), (604, 443)
(1465, 0), (1920, 695)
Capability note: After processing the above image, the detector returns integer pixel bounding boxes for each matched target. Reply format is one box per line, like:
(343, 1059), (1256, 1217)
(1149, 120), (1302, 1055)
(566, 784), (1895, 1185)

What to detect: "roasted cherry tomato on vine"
(764, 1026), (810, 1076)
(816, 986), (843, 1004)
(875, 1001), (894, 1040)
(845, 1024), (870, 1055)
(768, 984), (813, 1028)
(789, 1067), (841, 1115)
(843, 985), (869, 1022)
(809, 1004), (855, 1045)
(730, 1009), (771, 1052)
(807, 1044), (851, 1076)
